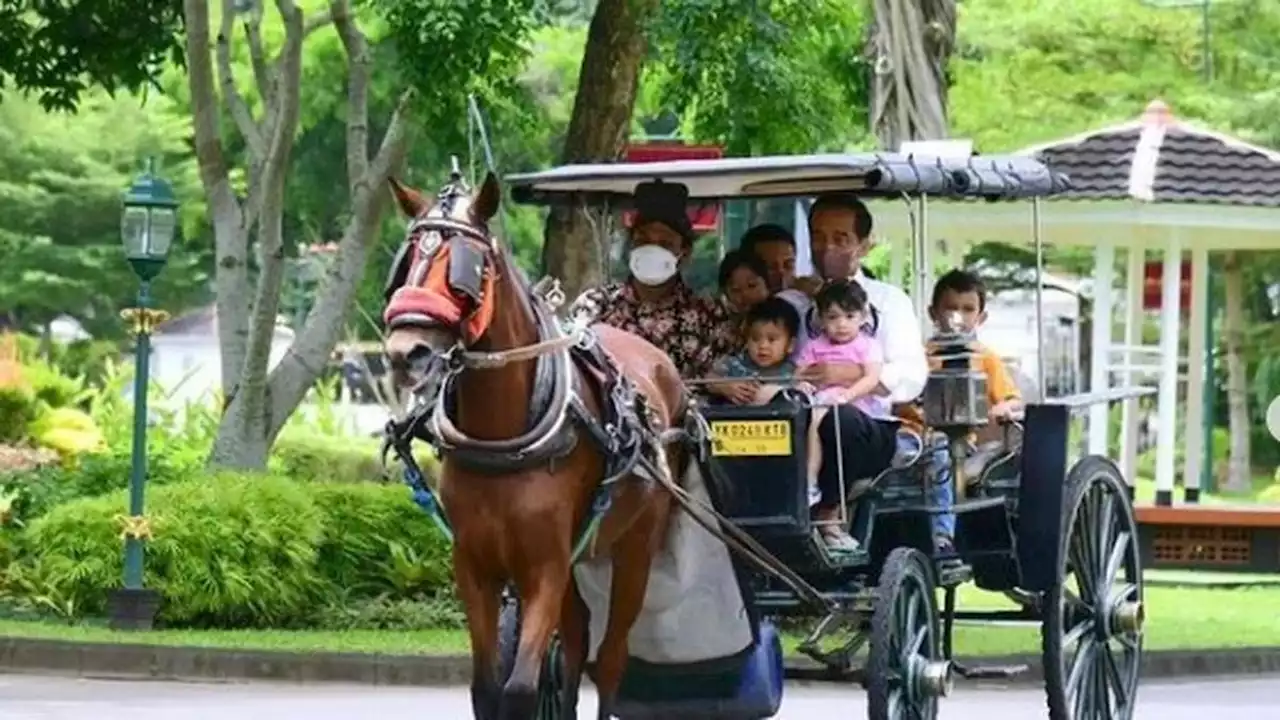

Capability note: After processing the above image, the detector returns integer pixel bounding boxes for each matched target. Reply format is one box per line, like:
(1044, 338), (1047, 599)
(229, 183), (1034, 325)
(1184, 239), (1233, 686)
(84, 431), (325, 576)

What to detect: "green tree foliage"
(950, 0), (1280, 151)
(647, 0), (872, 154)
(0, 92), (209, 337)
(0, 0), (183, 111)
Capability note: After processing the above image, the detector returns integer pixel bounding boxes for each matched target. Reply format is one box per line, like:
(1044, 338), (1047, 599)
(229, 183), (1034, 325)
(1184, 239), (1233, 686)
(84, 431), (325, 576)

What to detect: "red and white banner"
(1142, 260), (1190, 313)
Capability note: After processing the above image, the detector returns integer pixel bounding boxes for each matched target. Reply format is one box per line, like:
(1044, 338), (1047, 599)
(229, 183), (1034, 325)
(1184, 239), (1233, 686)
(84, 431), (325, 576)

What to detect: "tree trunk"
(540, 0), (659, 301)
(869, 0), (956, 148)
(1221, 250), (1252, 492)
(188, 0), (413, 469)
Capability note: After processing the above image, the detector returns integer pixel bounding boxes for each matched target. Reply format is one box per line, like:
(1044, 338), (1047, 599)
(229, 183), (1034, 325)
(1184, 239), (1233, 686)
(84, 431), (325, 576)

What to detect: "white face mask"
(628, 245), (680, 286)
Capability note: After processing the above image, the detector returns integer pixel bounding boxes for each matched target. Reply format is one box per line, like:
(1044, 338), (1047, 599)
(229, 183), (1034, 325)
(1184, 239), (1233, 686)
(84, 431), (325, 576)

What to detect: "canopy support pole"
(914, 194), (931, 337)
(1088, 240), (1116, 455)
(1032, 197), (1047, 396)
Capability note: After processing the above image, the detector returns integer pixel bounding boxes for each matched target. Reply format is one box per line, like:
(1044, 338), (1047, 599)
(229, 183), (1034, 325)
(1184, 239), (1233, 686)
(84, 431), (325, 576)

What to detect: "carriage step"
(954, 663), (1029, 680)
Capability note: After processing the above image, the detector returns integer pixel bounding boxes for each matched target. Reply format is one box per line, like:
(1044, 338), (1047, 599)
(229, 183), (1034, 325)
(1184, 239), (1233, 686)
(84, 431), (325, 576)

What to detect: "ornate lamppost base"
(107, 588), (162, 631)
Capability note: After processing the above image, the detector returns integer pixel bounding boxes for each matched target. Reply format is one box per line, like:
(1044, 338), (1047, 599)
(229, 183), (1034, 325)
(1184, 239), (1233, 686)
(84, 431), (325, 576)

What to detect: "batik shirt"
(569, 280), (738, 379)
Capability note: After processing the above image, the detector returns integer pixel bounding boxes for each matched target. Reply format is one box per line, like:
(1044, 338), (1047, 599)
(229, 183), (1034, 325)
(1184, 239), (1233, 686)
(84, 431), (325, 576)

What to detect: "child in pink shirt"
(796, 280), (884, 510)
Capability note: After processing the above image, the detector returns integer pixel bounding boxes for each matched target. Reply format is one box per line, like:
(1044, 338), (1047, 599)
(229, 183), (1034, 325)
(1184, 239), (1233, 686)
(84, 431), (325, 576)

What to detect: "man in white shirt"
(789, 193), (930, 552)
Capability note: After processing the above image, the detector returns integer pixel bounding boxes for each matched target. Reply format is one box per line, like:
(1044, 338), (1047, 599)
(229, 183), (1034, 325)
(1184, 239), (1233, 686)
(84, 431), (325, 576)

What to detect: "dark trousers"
(814, 404), (897, 510)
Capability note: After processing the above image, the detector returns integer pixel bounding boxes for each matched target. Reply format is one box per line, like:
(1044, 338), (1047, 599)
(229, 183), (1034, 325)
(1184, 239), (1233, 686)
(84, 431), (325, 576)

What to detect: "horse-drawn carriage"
(381, 152), (1146, 720)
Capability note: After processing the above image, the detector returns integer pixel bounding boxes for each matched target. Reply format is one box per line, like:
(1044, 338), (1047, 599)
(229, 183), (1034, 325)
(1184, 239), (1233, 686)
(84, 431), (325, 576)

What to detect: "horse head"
(382, 169), (515, 387)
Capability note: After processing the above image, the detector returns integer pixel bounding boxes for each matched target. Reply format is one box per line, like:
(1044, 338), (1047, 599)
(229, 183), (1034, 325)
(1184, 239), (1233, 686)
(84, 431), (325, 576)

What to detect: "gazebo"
(866, 99), (1280, 506)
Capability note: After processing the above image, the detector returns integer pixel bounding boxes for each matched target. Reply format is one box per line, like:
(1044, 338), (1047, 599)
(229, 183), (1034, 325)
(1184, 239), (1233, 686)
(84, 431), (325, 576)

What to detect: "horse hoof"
(471, 680), (500, 720)
(499, 684), (538, 720)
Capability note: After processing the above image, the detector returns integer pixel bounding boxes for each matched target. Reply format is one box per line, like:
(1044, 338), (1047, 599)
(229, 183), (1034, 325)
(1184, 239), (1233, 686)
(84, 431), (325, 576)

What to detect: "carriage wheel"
(1041, 457), (1144, 720)
(498, 597), (567, 719)
(867, 547), (953, 720)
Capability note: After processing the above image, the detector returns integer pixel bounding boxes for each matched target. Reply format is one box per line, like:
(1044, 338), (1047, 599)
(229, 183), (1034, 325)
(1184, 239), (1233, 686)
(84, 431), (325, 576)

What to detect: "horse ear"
(473, 172), (501, 224)
(388, 177), (427, 218)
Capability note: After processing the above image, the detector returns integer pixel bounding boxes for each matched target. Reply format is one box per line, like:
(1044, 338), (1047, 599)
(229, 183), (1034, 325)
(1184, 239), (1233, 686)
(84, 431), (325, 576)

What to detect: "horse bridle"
(388, 179), (497, 334)
(385, 177), (593, 470)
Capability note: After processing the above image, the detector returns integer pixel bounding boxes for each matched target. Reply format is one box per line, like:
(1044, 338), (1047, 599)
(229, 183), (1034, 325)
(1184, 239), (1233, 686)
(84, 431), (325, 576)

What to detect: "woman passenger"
(568, 182), (738, 379)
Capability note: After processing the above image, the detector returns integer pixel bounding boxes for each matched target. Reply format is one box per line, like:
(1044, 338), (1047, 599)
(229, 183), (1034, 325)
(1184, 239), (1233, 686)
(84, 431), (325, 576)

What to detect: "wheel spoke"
(1070, 510), (1098, 603)
(1067, 639), (1094, 708)
(906, 623), (928, 658)
(1091, 487), (1113, 567)
(888, 688), (905, 720)
(1062, 617), (1094, 651)
(1094, 644), (1114, 720)
(1103, 640), (1129, 710)
(1063, 585), (1089, 613)
(1100, 531), (1131, 597)
(1113, 631), (1140, 652)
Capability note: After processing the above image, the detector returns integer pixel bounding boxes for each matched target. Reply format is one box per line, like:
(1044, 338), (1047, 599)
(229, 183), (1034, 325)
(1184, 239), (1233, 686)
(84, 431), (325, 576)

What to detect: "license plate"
(710, 420), (792, 457)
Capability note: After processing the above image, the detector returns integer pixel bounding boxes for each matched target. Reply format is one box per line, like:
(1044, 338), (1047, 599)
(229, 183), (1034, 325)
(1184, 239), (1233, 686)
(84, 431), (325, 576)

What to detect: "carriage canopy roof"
(506, 152), (1072, 208)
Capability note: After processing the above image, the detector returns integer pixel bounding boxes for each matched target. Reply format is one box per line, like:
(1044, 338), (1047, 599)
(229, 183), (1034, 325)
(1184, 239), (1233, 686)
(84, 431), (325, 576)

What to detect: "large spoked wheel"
(1042, 457), (1144, 720)
(498, 597), (567, 719)
(867, 547), (953, 720)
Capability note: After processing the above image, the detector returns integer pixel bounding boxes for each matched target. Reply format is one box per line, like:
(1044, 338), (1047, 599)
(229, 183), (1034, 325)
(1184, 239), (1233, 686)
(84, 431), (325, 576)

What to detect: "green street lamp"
(107, 158), (178, 631)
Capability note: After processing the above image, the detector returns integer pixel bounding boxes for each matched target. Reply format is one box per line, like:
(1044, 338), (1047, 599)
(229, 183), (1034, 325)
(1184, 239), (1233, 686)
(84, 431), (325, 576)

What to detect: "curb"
(785, 646), (1280, 686)
(0, 637), (1278, 687)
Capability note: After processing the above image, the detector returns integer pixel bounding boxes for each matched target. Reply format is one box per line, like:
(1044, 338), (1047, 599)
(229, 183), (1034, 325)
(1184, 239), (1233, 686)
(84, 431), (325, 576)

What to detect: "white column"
(1154, 234), (1184, 505)
(1118, 244), (1145, 485)
(1088, 241), (1116, 455)
(1183, 247), (1209, 500)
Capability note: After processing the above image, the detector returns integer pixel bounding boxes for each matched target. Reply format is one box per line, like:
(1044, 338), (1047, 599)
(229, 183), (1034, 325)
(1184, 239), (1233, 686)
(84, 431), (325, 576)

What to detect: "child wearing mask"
(896, 269), (1022, 552)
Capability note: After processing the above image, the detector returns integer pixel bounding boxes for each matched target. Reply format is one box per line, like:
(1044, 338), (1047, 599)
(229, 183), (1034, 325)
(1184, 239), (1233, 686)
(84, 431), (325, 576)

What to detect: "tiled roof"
(1017, 100), (1280, 207)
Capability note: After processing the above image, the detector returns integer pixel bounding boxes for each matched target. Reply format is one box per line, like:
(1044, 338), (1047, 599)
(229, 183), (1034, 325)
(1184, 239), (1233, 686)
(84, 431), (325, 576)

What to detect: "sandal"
(820, 526), (861, 553)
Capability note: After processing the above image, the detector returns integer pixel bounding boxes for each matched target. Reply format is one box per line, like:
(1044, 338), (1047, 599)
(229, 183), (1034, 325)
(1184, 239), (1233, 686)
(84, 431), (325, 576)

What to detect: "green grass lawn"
(2, 585), (1277, 659)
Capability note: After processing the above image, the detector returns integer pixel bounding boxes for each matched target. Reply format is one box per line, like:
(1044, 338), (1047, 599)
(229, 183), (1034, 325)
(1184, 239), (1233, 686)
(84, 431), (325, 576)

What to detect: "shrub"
(271, 428), (441, 487)
(11, 472), (329, 627)
(0, 444), (201, 527)
(15, 335), (121, 389)
(271, 432), (385, 484)
(0, 387), (37, 444)
(30, 407), (105, 459)
(6, 472), (455, 629)
(21, 361), (85, 409)
(310, 481), (452, 598)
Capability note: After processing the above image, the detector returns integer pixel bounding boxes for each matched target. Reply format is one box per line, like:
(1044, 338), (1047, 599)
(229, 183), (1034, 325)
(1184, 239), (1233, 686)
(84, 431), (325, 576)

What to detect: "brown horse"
(381, 170), (686, 720)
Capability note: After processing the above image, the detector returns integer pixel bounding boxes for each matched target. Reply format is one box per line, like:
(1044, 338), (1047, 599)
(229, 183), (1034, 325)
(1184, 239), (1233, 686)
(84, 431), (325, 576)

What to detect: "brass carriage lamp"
(107, 157), (179, 632)
(120, 158), (179, 281)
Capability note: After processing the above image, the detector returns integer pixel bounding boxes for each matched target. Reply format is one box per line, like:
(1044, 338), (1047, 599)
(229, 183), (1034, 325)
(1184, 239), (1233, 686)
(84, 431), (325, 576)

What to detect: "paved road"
(0, 673), (1275, 719)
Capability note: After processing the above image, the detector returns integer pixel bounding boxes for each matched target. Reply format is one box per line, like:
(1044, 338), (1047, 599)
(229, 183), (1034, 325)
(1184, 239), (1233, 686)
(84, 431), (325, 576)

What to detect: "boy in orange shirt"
(896, 269), (1023, 551)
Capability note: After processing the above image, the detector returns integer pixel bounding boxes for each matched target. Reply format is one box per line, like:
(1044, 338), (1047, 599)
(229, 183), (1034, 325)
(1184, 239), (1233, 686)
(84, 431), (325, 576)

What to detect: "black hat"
(633, 181), (696, 245)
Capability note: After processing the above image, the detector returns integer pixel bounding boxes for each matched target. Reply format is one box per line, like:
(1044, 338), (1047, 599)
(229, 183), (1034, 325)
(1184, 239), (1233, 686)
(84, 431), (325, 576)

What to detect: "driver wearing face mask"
(568, 182), (738, 379)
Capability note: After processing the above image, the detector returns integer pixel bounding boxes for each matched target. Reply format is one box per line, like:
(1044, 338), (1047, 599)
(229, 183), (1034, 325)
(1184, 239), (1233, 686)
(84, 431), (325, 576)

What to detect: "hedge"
(6, 472), (452, 629)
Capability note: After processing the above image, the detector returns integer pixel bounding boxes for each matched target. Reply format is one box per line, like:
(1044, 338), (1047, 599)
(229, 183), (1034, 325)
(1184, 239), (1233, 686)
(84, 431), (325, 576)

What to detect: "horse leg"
(502, 558), (570, 720)
(558, 577), (589, 720)
(592, 498), (661, 720)
(456, 557), (504, 720)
